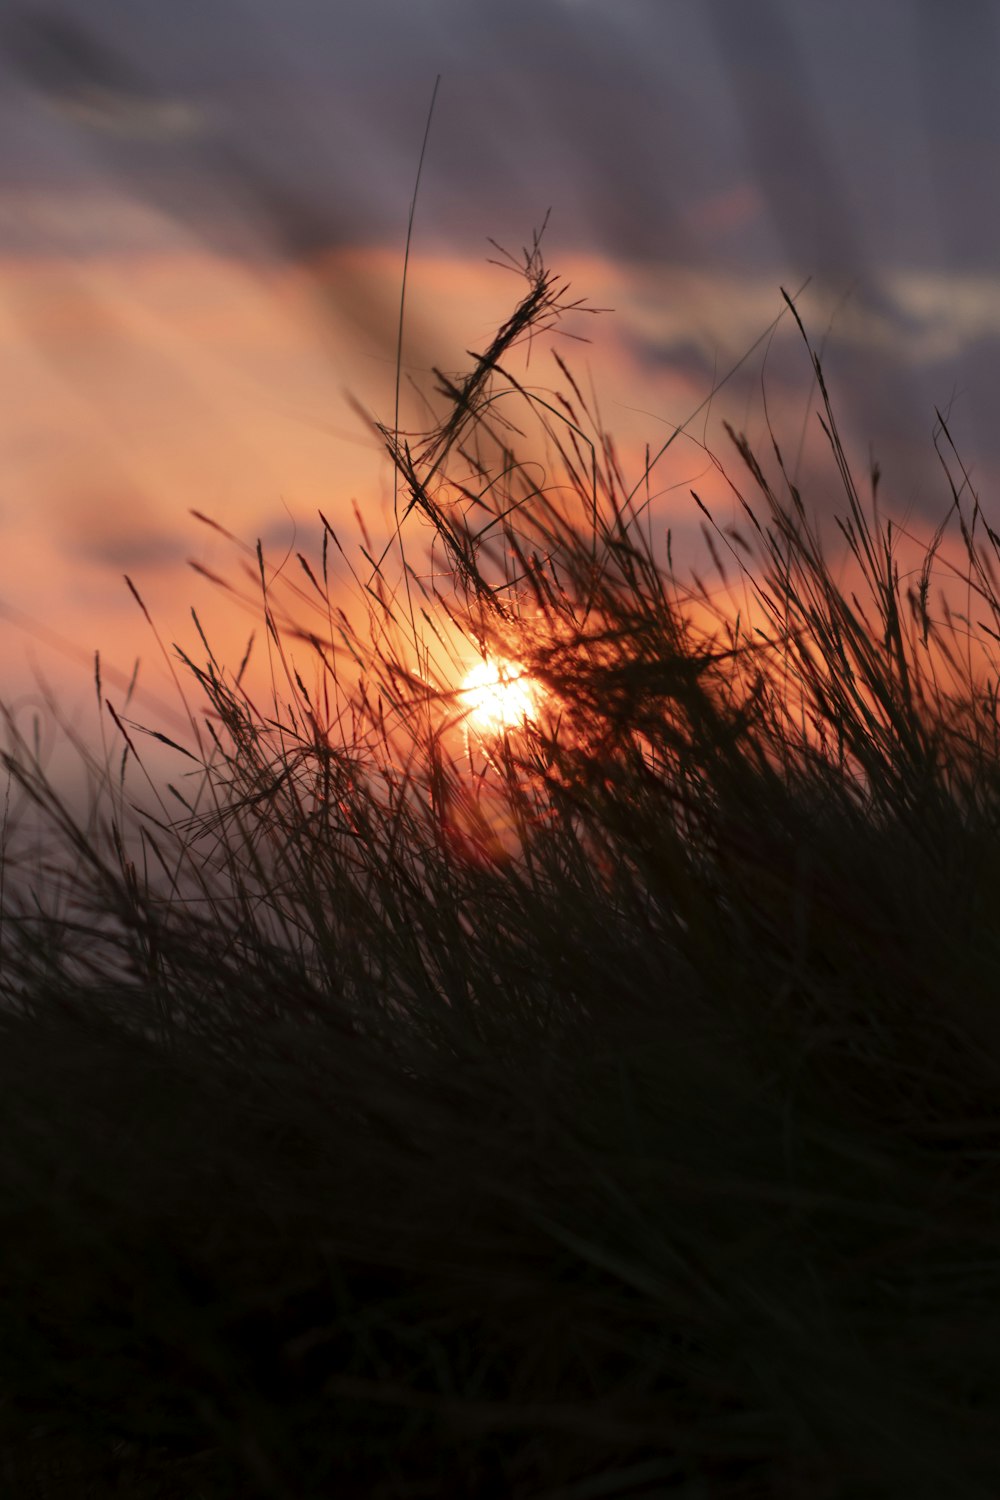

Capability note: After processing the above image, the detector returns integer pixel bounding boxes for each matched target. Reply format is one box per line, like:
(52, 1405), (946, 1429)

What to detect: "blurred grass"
(2, 248), (1000, 1497)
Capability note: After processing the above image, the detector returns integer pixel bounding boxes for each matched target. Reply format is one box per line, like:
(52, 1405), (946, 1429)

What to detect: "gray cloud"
(4, 0), (997, 273)
(5, 0), (1000, 515)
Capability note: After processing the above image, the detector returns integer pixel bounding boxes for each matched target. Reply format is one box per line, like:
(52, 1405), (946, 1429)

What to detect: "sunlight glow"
(459, 659), (538, 733)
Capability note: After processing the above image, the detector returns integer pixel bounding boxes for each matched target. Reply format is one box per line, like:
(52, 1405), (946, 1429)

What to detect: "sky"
(2, 0), (999, 732)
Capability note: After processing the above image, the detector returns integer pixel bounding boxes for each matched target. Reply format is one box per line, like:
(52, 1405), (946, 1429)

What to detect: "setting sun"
(459, 659), (538, 733)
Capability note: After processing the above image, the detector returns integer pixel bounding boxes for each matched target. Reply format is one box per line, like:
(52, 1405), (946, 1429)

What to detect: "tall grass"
(3, 247), (1000, 1497)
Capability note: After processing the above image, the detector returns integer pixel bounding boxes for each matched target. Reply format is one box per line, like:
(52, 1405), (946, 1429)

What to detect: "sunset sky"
(2, 0), (999, 727)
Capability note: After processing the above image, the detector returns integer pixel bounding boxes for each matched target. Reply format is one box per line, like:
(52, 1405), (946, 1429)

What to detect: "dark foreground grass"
(3, 252), (1000, 1497)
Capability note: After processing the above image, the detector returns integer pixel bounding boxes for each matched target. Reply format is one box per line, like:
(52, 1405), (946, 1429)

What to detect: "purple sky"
(4, 0), (995, 270)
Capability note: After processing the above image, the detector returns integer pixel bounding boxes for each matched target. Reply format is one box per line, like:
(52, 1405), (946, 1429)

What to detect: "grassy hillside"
(2, 250), (1000, 1497)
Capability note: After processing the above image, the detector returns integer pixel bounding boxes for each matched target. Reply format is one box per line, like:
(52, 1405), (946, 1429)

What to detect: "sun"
(459, 658), (538, 733)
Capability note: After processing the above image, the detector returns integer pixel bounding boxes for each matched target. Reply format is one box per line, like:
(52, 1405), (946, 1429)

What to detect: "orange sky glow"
(3, 232), (999, 808)
(0, 244), (779, 716)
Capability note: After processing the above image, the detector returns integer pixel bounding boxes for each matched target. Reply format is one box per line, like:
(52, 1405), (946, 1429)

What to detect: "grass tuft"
(2, 251), (1000, 1496)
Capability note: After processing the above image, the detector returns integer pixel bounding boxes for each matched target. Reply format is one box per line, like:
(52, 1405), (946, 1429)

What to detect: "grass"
(2, 243), (1000, 1496)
